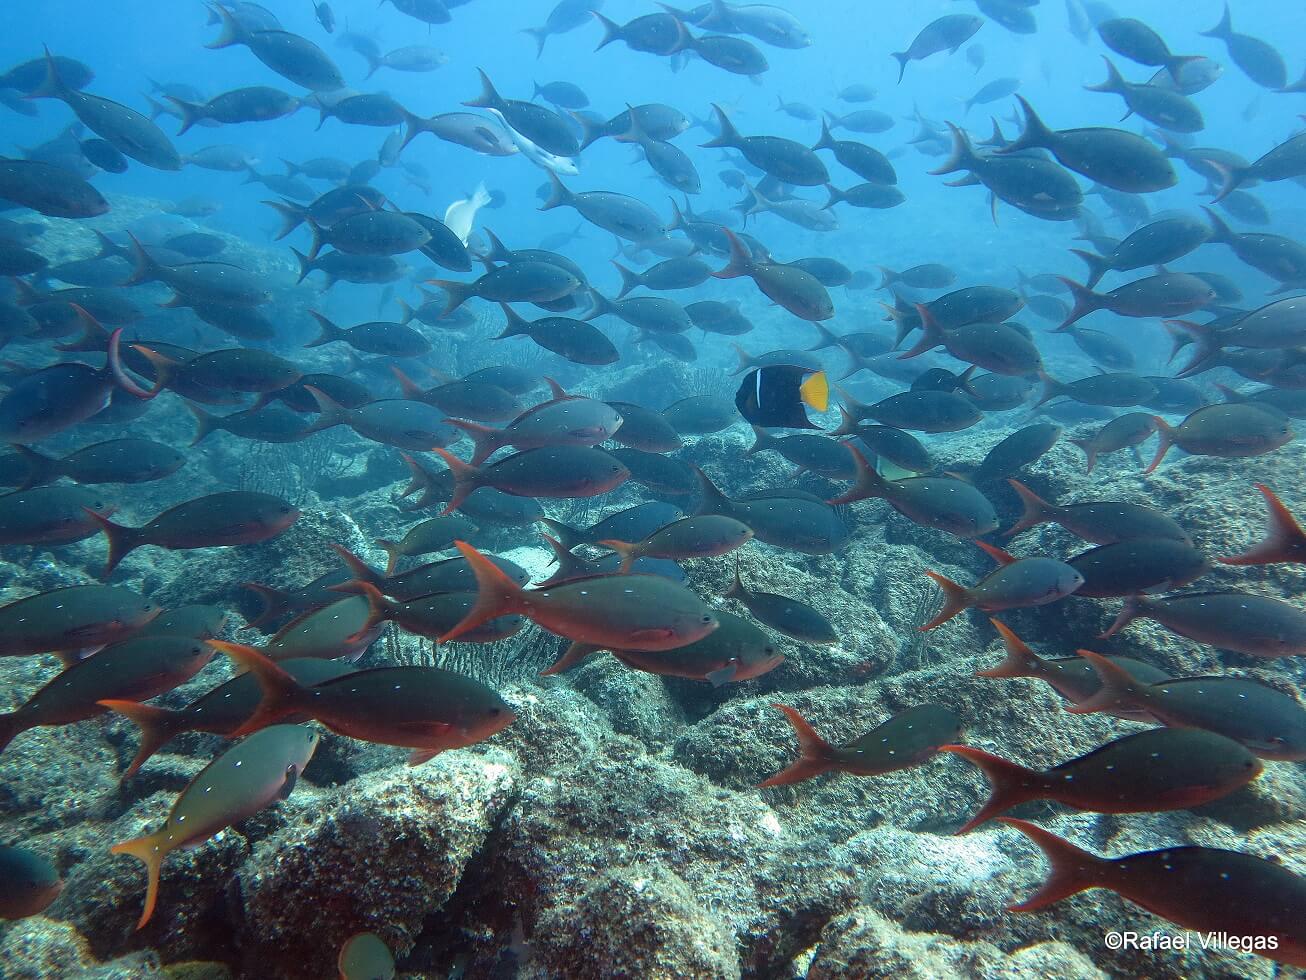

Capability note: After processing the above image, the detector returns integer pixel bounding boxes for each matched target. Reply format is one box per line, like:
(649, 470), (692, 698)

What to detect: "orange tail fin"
(440, 542), (527, 643)
(942, 746), (1042, 834)
(998, 818), (1104, 912)
(759, 704), (836, 787)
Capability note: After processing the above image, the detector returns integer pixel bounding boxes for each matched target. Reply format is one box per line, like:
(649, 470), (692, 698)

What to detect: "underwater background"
(1, 0), (1305, 977)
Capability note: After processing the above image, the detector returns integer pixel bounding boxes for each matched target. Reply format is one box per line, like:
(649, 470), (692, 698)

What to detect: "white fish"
(486, 107), (579, 176)
(444, 182), (491, 245)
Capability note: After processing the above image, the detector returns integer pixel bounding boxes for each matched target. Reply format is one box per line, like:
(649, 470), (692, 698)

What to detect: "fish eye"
(701, 615), (713, 623)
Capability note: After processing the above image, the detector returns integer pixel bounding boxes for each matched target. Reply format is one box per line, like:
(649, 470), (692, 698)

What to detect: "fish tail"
(596, 539), (638, 574)
(444, 419), (506, 467)
(745, 425), (777, 457)
(328, 544), (383, 587)
(425, 278), (474, 315)
(1164, 319), (1219, 377)
(520, 25), (549, 58)
(204, 2), (246, 48)
(998, 818), (1104, 912)
(96, 700), (185, 780)
(100, 324), (155, 401)
(928, 123), (980, 177)
(976, 619), (1046, 678)
(1084, 56), (1126, 94)
(943, 746), (1041, 833)
(400, 114), (431, 152)
(891, 51), (909, 84)
(1004, 96), (1053, 153)
(110, 829), (167, 928)
(11, 445), (58, 490)
(898, 303), (944, 359)
(494, 302), (533, 339)
(711, 229), (753, 280)
(387, 365), (425, 401)
(1067, 437), (1097, 475)
(27, 45), (67, 101)
(167, 96), (204, 137)
(691, 466), (735, 517)
(92, 229), (124, 260)
(537, 532), (592, 586)
(611, 261), (641, 299)
(1053, 278), (1102, 332)
(1207, 159), (1250, 205)
(591, 12), (623, 51)
(85, 509), (141, 579)
(539, 172), (575, 212)
(301, 385), (349, 434)
(263, 199), (309, 241)
(538, 519), (585, 552)
(812, 117), (834, 151)
(395, 298), (416, 326)
(699, 104), (740, 149)
(442, 541), (527, 642)
(800, 371), (828, 412)
(122, 233), (160, 286)
(1201, 205), (1234, 244)
(1004, 479), (1057, 539)
(540, 640), (600, 675)
(304, 311), (342, 349)
(1068, 249), (1110, 290)
(238, 582), (291, 632)
(1065, 649), (1142, 715)
(304, 219), (326, 263)
(1100, 594), (1145, 639)
(430, 448), (480, 515)
(826, 444), (885, 506)
(186, 402), (219, 446)
(208, 641), (307, 737)
(395, 453), (447, 510)
(1218, 484), (1306, 565)
(1143, 416), (1174, 473)
(919, 571), (971, 631)
(374, 539), (404, 577)
(290, 247), (314, 283)
(724, 559), (747, 600)
(0, 711), (23, 755)
(759, 704), (835, 787)
(1199, 2), (1233, 39)
(351, 581), (397, 635)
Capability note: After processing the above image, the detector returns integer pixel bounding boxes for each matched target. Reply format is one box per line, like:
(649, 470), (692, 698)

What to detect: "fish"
(812, 120), (896, 186)
(30, 48), (180, 170)
(375, 515), (479, 574)
(305, 312), (430, 357)
(1199, 2), (1287, 90)
(1103, 590), (1306, 658)
(701, 105), (828, 187)
(599, 515), (753, 572)
(0, 845), (63, 920)
(1070, 214), (1210, 287)
(1067, 413), (1157, 473)
(1004, 480), (1192, 544)
(973, 424), (1061, 485)
(442, 541), (718, 651)
(1068, 537), (1208, 598)
(169, 86), (299, 135)
(339, 933), (395, 980)
(713, 230), (833, 321)
(978, 619), (1170, 721)
(1069, 650), (1306, 760)
(429, 261), (580, 313)
(1001, 96), (1176, 193)
(487, 108), (578, 176)
(1147, 405), (1294, 473)
(206, 5), (344, 91)
(544, 609), (782, 684)
(724, 562), (836, 644)
(760, 703), (961, 786)
(0, 585), (158, 659)
(0, 636), (215, 753)
(920, 541), (1083, 630)
(947, 728), (1260, 833)
(891, 15), (984, 82)
(999, 819), (1306, 967)
(444, 388), (623, 464)
(87, 491), (300, 578)
(464, 69), (578, 158)
(111, 724), (320, 928)
(1055, 273), (1214, 330)
(831, 445), (998, 538)
(1096, 18), (1202, 76)
(735, 366), (828, 429)
(431, 446), (630, 515)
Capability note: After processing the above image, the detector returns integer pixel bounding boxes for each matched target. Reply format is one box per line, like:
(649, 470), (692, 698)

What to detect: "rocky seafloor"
(1, 209), (1304, 979)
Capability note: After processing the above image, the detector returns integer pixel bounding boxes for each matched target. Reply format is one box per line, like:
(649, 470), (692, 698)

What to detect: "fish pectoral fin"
(278, 764), (299, 801)
(705, 665), (737, 687)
